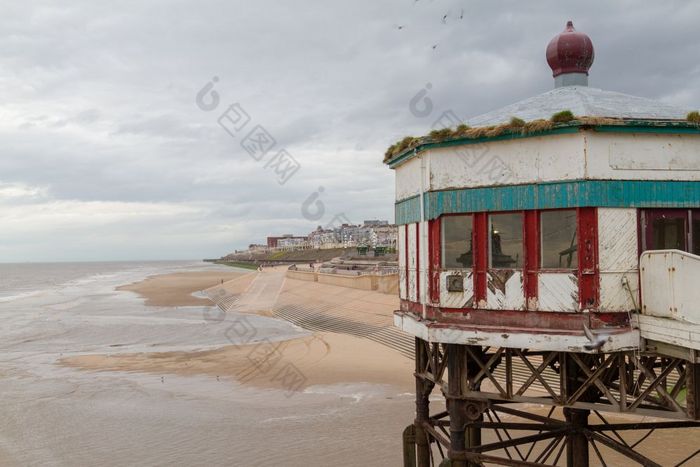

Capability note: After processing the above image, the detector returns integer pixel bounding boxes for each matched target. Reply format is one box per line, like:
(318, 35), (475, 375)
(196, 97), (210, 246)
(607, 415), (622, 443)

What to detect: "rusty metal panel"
(407, 223), (418, 302)
(600, 272), (639, 312)
(439, 271), (474, 308)
(598, 208), (638, 272)
(538, 273), (579, 312)
(636, 315), (700, 351)
(486, 271), (525, 310)
(641, 250), (700, 322)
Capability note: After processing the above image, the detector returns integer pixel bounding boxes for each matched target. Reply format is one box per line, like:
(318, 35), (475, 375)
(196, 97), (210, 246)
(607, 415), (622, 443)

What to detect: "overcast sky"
(1, 1), (698, 262)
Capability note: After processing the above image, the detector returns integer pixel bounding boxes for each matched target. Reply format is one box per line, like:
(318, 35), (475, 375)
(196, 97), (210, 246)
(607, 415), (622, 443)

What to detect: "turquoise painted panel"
(394, 180), (700, 224)
(395, 195), (421, 225)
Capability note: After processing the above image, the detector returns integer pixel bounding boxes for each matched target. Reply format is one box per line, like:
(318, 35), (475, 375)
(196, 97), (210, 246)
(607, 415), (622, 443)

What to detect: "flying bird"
(583, 324), (609, 351)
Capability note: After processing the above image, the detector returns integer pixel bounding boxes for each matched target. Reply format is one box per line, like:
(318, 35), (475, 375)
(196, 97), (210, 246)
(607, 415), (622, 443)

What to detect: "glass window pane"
(442, 216), (473, 268)
(652, 218), (685, 250)
(541, 210), (578, 269)
(693, 217), (700, 255)
(490, 213), (523, 268)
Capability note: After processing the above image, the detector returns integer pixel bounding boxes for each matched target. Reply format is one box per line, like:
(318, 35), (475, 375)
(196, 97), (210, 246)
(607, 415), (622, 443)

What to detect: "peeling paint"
(487, 271), (525, 310)
(538, 273), (579, 312)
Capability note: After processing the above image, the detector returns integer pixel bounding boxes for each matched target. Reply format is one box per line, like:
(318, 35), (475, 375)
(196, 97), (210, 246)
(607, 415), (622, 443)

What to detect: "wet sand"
(67, 267), (414, 392)
(0, 262), (416, 467)
(117, 270), (252, 306)
(62, 331), (414, 392)
(56, 267), (700, 465)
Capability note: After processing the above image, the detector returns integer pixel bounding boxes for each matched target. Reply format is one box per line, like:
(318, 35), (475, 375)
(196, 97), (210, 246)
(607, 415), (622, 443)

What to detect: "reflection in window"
(652, 217), (686, 250)
(442, 216), (473, 268)
(489, 213), (523, 268)
(541, 210), (578, 269)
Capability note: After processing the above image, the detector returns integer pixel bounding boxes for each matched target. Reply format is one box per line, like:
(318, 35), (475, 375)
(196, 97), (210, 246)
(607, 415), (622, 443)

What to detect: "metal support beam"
(564, 408), (589, 467)
(415, 337), (434, 467)
(405, 339), (700, 466)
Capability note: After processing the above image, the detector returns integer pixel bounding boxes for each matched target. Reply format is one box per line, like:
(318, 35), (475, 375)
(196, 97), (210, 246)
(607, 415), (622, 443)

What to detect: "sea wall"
(286, 270), (398, 295)
(286, 270), (317, 282)
(377, 274), (399, 295)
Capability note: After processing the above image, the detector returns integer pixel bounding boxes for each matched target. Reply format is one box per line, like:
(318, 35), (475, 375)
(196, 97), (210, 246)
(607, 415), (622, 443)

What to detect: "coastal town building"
(276, 235), (311, 251)
(259, 221), (398, 253)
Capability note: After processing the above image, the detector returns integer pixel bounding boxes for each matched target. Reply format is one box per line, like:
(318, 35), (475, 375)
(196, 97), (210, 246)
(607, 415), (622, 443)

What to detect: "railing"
(640, 249), (700, 324)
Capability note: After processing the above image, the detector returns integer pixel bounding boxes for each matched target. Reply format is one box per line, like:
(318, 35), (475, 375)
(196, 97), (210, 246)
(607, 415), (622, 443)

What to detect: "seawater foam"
(0, 290), (42, 303)
(303, 382), (393, 403)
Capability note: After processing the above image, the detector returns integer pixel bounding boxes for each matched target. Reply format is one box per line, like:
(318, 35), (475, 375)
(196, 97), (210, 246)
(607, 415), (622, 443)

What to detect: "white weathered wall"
(598, 208), (640, 312)
(486, 271), (525, 310)
(407, 223), (417, 302)
(538, 273), (578, 312)
(398, 225), (407, 300)
(425, 134), (585, 194)
(393, 132), (700, 202)
(418, 221), (428, 304)
(395, 156), (422, 201)
(586, 132), (700, 180)
(438, 270), (474, 308)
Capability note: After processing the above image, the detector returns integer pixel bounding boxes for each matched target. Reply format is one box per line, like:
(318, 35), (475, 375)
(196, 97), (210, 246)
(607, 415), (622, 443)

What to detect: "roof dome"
(546, 21), (594, 77)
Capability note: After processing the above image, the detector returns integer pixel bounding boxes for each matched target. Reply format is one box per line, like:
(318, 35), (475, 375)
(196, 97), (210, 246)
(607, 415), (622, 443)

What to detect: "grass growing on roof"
(509, 116), (526, 128)
(550, 110), (575, 123)
(382, 112), (640, 164)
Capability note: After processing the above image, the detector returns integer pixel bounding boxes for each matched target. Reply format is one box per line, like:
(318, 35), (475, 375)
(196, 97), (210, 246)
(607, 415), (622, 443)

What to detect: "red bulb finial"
(546, 21), (595, 78)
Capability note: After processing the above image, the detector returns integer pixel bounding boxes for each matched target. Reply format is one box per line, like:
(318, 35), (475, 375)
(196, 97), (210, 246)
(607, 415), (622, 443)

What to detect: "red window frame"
(693, 211), (700, 255)
(487, 211), (526, 271)
(438, 214), (475, 270)
(426, 207), (598, 311)
(538, 208), (579, 273)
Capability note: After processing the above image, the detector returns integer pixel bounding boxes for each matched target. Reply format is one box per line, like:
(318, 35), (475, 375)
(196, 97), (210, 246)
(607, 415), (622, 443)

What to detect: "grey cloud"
(0, 0), (698, 261)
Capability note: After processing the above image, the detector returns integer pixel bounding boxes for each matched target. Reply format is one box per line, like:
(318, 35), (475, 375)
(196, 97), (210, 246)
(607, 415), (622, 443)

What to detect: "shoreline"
(64, 267), (414, 393)
(61, 331), (414, 392)
(116, 270), (250, 307)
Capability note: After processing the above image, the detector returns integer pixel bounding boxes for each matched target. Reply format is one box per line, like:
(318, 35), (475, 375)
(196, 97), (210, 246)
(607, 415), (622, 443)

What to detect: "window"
(489, 213), (523, 268)
(643, 210), (688, 252)
(652, 217), (686, 250)
(442, 215), (473, 268)
(641, 209), (700, 253)
(541, 210), (578, 269)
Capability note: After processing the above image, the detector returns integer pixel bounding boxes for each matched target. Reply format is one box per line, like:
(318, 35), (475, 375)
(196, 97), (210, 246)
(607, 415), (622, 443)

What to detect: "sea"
(0, 261), (412, 466)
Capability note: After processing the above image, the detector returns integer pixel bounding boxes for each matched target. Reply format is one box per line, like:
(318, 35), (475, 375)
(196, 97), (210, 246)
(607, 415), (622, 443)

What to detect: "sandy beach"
(2, 262), (697, 466)
(62, 331), (414, 391)
(116, 270), (251, 307)
(66, 267), (414, 392)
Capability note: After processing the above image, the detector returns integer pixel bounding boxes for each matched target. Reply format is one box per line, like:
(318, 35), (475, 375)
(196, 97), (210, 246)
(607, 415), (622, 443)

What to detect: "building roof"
(384, 21), (698, 167)
(467, 85), (689, 127)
